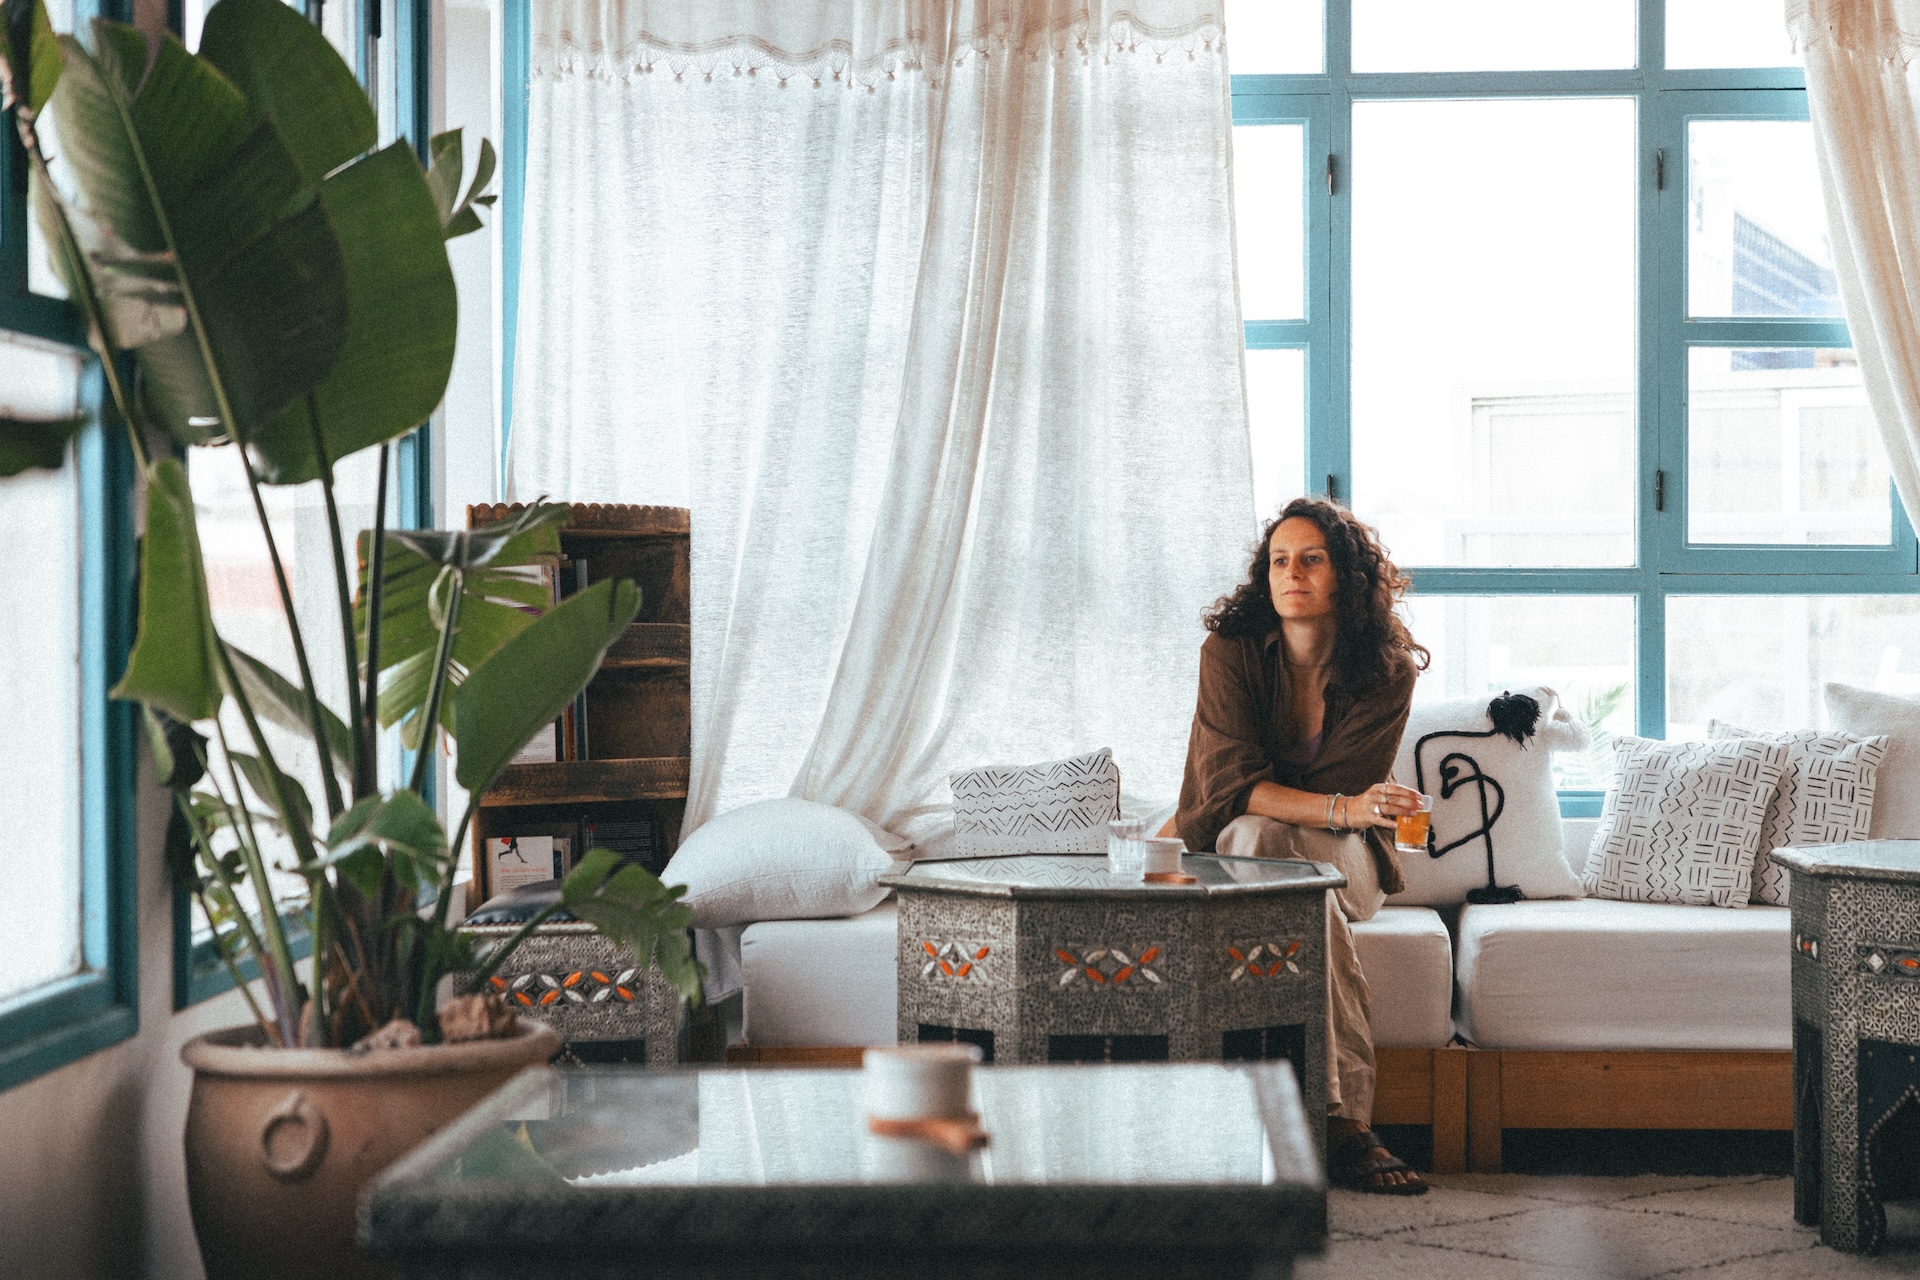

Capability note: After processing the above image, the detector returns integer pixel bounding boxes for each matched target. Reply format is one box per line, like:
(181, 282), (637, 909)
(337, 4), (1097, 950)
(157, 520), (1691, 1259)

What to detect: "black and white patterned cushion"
(1707, 722), (1888, 906)
(1582, 736), (1789, 907)
(949, 748), (1122, 855)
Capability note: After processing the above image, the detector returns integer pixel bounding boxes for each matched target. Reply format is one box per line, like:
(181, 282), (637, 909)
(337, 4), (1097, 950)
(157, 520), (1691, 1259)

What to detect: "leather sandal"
(1328, 1126), (1429, 1196)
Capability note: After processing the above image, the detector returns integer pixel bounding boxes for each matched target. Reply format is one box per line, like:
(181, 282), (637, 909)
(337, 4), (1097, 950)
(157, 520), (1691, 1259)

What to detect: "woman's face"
(1268, 517), (1337, 622)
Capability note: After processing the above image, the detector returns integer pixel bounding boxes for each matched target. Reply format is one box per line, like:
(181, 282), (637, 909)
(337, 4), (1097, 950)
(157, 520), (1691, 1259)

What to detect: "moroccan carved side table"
(1772, 841), (1920, 1254)
(881, 853), (1343, 1153)
(458, 922), (685, 1067)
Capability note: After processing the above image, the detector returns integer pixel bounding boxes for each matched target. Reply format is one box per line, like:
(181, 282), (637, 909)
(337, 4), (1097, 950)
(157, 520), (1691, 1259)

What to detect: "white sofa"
(733, 817), (1796, 1170)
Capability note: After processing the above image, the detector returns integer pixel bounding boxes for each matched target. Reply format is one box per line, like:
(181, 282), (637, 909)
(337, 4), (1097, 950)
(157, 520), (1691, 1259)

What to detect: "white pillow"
(1582, 736), (1788, 908)
(663, 799), (905, 928)
(1824, 682), (1920, 839)
(949, 748), (1121, 855)
(1388, 687), (1588, 906)
(1707, 721), (1888, 906)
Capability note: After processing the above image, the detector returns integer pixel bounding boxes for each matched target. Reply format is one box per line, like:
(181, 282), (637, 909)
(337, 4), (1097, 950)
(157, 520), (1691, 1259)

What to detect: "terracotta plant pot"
(180, 1020), (560, 1280)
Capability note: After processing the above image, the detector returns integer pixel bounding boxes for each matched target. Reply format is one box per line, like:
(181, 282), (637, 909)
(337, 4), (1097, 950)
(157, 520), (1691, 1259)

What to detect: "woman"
(1175, 496), (1431, 1195)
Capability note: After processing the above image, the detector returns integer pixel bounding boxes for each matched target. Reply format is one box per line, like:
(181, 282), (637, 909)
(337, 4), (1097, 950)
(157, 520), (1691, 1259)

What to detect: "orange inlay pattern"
(487, 968), (648, 1007)
(921, 940), (992, 981)
(1054, 944), (1164, 989)
(1227, 939), (1304, 983)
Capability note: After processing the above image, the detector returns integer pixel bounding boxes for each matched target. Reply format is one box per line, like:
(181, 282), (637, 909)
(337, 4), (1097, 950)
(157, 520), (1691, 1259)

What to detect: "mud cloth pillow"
(949, 748), (1122, 855)
(1824, 682), (1920, 839)
(1388, 687), (1589, 906)
(1707, 722), (1888, 906)
(1582, 736), (1789, 907)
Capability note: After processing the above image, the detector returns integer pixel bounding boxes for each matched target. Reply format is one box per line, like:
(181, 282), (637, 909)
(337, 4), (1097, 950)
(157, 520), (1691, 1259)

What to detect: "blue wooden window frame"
(0, 0), (141, 1093)
(1230, 1), (1920, 797)
(175, 0), (436, 1006)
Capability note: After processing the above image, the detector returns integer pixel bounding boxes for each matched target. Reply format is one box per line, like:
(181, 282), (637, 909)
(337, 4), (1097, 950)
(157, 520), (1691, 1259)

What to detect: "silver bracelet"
(1325, 793), (1342, 832)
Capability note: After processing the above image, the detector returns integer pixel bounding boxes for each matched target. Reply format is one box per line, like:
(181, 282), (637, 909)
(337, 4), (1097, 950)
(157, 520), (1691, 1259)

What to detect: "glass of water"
(1107, 817), (1148, 882)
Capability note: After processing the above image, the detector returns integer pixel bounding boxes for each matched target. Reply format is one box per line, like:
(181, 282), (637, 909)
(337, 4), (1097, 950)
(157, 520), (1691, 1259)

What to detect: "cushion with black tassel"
(1387, 686), (1590, 906)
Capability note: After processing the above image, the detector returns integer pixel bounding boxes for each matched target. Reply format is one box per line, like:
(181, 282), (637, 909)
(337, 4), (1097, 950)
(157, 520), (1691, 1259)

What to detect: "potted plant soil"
(0, 1), (702, 1275)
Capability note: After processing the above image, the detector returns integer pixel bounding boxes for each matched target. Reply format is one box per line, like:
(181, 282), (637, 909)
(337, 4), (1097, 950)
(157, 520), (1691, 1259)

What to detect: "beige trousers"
(1216, 814), (1386, 1123)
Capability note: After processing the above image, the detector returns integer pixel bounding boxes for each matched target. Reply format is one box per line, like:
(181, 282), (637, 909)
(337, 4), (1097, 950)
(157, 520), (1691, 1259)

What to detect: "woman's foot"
(1327, 1117), (1428, 1195)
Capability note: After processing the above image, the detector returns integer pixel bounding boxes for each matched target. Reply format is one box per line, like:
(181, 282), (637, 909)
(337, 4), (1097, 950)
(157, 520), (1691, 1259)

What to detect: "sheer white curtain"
(510, 0), (1251, 846)
(1794, 0), (1920, 528)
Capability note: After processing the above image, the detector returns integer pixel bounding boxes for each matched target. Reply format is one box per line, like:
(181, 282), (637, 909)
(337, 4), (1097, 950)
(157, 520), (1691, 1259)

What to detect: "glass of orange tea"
(1394, 793), (1433, 853)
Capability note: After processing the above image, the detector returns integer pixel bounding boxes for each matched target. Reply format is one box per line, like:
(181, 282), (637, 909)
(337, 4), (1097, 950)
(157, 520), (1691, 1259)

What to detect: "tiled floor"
(1298, 1175), (1920, 1279)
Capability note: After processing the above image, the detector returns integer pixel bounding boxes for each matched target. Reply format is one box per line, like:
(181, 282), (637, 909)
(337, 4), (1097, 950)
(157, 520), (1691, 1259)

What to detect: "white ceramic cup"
(1142, 836), (1184, 876)
(862, 1043), (981, 1120)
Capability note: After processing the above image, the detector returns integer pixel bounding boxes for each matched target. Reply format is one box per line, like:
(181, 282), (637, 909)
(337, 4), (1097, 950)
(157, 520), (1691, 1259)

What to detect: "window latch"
(1654, 148), (1665, 192)
(1327, 154), (1338, 196)
(1326, 473), (1339, 501)
(1654, 469), (1666, 512)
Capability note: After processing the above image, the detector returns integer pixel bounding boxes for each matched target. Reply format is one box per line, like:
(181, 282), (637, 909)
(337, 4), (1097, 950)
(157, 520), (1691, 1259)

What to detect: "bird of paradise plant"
(0, 0), (701, 1049)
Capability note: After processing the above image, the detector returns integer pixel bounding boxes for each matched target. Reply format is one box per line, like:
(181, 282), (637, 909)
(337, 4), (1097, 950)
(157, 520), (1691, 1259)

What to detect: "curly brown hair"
(1203, 497), (1430, 688)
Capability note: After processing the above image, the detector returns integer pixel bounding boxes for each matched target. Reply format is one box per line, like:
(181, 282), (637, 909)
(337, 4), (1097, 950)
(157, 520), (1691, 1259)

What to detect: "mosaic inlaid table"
(880, 853), (1343, 1145)
(1773, 841), (1920, 1254)
(362, 1060), (1324, 1279)
(458, 922), (685, 1067)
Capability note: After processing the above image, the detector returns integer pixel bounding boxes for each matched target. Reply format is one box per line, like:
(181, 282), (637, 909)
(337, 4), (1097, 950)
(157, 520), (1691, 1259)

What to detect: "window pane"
(190, 444), (385, 935)
(1667, 595), (1920, 737)
(1687, 347), (1889, 545)
(1352, 99), (1636, 567)
(1353, 0), (1634, 72)
(1233, 124), (1306, 322)
(1667, 0), (1799, 70)
(1405, 595), (1636, 789)
(1688, 120), (1839, 318)
(0, 335), (84, 1003)
(1247, 348), (1306, 521)
(1224, 0), (1323, 75)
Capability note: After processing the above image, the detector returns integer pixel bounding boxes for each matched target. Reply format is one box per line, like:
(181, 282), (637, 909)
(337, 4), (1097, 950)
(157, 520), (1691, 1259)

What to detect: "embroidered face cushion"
(1388, 687), (1589, 906)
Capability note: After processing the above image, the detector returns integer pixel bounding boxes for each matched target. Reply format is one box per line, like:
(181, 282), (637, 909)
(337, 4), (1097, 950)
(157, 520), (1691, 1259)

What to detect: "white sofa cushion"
(1454, 898), (1791, 1051)
(1352, 906), (1455, 1049)
(664, 799), (906, 929)
(737, 901), (1454, 1050)
(741, 900), (901, 1047)
(1390, 687), (1587, 905)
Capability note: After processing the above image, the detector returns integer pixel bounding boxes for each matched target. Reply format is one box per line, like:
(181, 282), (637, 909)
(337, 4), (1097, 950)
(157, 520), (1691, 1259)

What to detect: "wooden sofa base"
(722, 1044), (1471, 1173)
(1465, 1049), (1794, 1172)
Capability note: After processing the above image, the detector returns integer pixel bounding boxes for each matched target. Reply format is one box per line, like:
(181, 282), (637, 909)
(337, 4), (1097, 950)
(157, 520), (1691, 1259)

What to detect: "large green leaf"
(426, 129), (497, 240)
(49, 24), (348, 445)
(229, 749), (313, 852)
(0, 413), (85, 475)
(562, 849), (702, 1005)
(112, 457), (221, 723)
(356, 504), (569, 747)
(247, 142), (457, 483)
(0, 0), (62, 115)
(452, 578), (641, 796)
(198, 0), (373, 188)
(317, 790), (447, 899)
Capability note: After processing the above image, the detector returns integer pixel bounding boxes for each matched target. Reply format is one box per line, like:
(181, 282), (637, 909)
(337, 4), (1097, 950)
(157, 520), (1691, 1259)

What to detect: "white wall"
(0, 758), (260, 1280)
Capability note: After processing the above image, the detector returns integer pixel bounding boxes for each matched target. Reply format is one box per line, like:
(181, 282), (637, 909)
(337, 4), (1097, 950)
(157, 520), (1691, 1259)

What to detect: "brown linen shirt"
(1175, 628), (1418, 895)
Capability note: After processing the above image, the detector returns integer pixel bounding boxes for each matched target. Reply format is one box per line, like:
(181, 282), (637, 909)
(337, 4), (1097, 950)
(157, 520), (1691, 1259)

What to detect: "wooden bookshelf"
(466, 502), (692, 904)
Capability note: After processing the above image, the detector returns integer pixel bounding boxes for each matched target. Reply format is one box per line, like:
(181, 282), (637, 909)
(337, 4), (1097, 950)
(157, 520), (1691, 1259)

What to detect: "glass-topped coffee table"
(362, 1061), (1323, 1279)
(881, 854), (1344, 1137)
